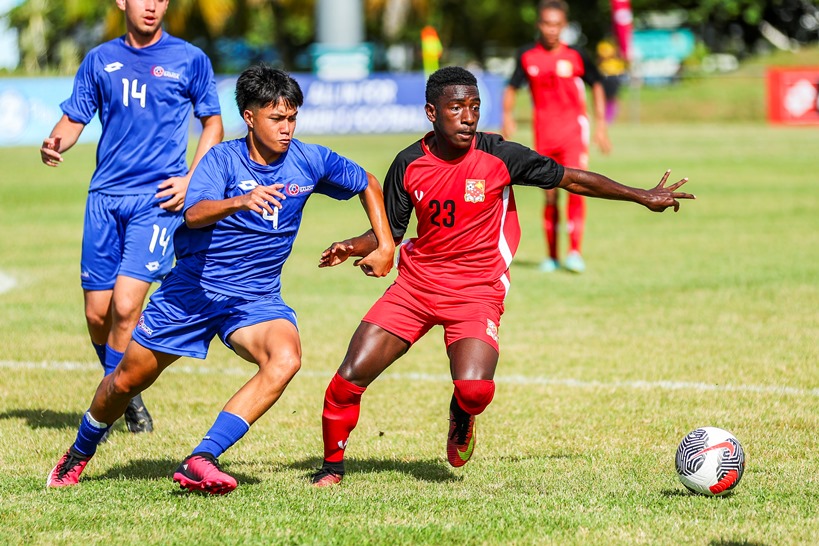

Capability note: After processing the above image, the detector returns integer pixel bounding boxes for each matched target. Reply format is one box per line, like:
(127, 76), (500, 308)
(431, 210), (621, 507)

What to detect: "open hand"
(319, 241), (355, 268)
(156, 176), (190, 212)
(643, 170), (695, 212)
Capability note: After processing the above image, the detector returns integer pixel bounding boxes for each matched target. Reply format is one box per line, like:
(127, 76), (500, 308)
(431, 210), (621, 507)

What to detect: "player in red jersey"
(502, 0), (611, 273)
(311, 66), (692, 486)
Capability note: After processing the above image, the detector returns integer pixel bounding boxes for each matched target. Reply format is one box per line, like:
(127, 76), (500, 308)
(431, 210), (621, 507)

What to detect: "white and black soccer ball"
(675, 427), (746, 496)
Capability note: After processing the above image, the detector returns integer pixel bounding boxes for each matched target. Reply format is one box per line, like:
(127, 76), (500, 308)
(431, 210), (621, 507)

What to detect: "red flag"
(610, 0), (633, 62)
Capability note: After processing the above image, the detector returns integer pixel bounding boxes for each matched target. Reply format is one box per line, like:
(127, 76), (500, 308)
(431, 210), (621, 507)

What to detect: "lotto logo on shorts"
(485, 319), (499, 342)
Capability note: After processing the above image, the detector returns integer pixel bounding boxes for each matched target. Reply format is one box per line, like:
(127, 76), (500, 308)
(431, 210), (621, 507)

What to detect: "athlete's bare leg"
(224, 319), (302, 424)
(337, 322), (411, 387)
(89, 341), (178, 424)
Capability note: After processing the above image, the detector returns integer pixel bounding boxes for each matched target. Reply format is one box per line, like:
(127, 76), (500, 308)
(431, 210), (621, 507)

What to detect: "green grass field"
(1, 120), (818, 545)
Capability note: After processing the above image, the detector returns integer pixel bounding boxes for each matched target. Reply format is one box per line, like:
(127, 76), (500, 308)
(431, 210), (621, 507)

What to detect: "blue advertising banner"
(0, 72), (506, 147)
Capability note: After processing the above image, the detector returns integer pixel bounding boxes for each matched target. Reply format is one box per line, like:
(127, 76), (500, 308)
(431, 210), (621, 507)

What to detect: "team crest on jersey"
(151, 65), (181, 80)
(556, 59), (574, 78)
(485, 319), (499, 342)
(465, 179), (486, 203)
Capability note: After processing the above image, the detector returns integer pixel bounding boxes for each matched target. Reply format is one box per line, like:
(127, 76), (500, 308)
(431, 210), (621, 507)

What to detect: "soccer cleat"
(563, 251), (586, 274)
(311, 462), (345, 487)
(539, 258), (559, 273)
(447, 396), (476, 468)
(47, 447), (91, 488)
(172, 453), (237, 495)
(124, 394), (153, 434)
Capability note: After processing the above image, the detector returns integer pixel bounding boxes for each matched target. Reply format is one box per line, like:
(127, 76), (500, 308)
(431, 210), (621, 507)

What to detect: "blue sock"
(73, 411), (111, 457)
(103, 345), (124, 376)
(92, 342), (106, 368)
(192, 411), (250, 459)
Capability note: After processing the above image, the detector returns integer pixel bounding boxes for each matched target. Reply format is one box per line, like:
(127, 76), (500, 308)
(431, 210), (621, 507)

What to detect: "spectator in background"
(39, 0), (224, 433)
(502, 0), (611, 274)
(597, 39), (627, 124)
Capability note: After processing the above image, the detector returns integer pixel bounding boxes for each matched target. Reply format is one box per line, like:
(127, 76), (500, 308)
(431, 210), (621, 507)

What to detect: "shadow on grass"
(0, 408), (83, 429)
(284, 456), (462, 484)
(660, 488), (738, 499)
(92, 457), (260, 489)
(708, 538), (767, 546)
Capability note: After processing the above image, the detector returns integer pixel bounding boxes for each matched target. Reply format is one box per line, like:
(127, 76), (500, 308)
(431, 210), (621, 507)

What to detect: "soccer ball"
(675, 427), (746, 496)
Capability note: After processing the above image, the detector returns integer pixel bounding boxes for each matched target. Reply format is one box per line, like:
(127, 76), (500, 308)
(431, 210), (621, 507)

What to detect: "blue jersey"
(61, 32), (221, 195)
(174, 138), (368, 298)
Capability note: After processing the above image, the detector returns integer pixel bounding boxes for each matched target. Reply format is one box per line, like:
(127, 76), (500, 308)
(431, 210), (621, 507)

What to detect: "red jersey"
(383, 132), (564, 302)
(508, 43), (602, 152)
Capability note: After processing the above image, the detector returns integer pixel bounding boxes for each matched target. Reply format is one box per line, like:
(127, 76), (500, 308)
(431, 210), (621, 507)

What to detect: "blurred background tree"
(3, 0), (817, 74)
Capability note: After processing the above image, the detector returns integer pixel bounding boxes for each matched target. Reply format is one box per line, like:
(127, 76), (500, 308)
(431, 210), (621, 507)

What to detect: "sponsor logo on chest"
(152, 65), (181, 80)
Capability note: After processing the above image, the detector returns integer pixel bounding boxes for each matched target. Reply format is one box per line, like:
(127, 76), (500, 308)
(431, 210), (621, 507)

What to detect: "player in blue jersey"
(46, 64), (396, 494)
(39, 0), (224, 434)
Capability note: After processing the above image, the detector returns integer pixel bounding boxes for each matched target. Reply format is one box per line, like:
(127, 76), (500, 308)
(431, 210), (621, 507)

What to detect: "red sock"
(567, 193), (585, 253)
(322, 373), (366, 463)
(453, 379), (495, 415)
(543, 203), (559, 260)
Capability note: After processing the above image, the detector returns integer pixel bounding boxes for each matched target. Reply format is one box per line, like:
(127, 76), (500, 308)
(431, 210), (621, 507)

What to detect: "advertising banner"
(0, 72), (506, 147)
(767, 67), (819, 125)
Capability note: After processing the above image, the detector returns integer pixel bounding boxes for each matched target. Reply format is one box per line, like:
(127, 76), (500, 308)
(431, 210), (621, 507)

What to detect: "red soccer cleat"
(311, 464), (344, 487)
(47, 447), (91, 488)
(447, 397), (476, 468)
(172, 453), (237, 495)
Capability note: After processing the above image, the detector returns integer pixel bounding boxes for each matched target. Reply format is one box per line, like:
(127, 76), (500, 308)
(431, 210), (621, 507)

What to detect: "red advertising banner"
(610, 0), (633, 62)
(767, 67), (819, 125)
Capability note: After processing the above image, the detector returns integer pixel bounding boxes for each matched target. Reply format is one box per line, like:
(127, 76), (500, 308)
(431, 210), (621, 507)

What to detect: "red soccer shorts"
(362, 279), (504, 352)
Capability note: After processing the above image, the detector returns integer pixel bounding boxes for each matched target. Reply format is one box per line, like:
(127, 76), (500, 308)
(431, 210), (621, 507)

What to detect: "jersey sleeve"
(577, 47), (604, 87)
(382, 147), (416, 240)
(312, 146), (368, 201)
(479, 133), (564, 190)
(59, 51), (99, 125)
(183, 146), (230, 214)
(506, 46), (530, 89)
(187, 46), (221, 119)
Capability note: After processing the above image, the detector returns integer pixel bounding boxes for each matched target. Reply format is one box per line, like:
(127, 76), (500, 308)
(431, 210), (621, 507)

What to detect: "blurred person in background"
(39, 0), (223, 433)
(597, 39), (627, 124)
(502, 0), (611, 274)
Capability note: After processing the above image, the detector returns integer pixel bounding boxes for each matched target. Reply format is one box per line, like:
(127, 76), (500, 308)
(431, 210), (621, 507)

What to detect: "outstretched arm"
(40, 115), (85, 167)
(319, 173), (395, 277)
(156, 114), (225, 212)
(558, 168), (694, 212)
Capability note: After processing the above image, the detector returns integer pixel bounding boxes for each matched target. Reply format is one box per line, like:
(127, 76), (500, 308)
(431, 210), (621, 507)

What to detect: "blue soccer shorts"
(131, 271), (299, 359)
(80, 192), (183, 290)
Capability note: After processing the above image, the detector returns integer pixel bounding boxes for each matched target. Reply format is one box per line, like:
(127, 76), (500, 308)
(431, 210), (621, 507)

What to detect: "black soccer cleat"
(124, 393), (153, 433)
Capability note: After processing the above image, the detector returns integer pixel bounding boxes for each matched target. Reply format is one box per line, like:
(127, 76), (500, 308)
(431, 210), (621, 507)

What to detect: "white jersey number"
(122, 78), (147, 108)
(149, 225), (171, 256)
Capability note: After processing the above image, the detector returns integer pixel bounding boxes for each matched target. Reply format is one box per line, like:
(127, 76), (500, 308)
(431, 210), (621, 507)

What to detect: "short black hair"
(425, 66), (478, 105)
(235, 64), (304, 115)
(538, 0), (569, 15)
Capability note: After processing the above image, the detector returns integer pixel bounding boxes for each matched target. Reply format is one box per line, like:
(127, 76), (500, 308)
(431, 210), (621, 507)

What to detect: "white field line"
(2, 359), (818, 398)
(0, 271), (16, 294)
